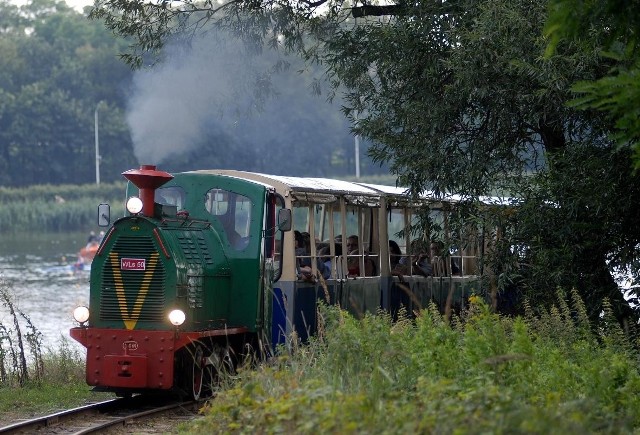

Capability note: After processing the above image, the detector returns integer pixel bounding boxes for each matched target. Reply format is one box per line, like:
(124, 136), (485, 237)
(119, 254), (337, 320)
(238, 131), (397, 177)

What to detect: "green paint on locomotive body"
(89, 172), (268, 333)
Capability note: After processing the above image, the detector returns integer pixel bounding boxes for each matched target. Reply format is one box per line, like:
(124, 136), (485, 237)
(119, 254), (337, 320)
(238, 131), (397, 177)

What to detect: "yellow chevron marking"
(109, 252), (159, 330)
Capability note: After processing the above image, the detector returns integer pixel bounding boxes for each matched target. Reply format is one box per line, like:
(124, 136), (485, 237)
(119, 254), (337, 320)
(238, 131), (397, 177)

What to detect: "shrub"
(185, 293), (640, 434)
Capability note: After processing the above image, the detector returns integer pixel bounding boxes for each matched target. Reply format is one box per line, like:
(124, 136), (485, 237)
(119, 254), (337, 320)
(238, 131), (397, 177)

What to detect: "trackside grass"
(0, 351), (113, 422)
(183, 291), (640, 434)
(0, 281), (113, 423)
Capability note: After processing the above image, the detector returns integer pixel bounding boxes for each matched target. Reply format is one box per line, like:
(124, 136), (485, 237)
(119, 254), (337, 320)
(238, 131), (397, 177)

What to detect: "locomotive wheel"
(212, 344), (236, 377)
(201, 364), (215, 398)
(191, 345), (205, 400)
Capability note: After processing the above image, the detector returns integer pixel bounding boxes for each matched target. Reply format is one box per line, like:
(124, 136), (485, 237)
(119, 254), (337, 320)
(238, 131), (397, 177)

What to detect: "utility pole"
(355, 134), (360, 179)
(94, 102), (103, 184)
(355, 110), (360, 178)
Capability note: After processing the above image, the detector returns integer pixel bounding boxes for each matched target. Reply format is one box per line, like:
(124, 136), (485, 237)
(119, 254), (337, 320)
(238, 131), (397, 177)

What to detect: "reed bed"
(0, 182), (125, 233)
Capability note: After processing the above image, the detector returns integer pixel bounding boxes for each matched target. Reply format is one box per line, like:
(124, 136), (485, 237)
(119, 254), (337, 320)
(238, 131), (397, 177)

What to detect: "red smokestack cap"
(122, 165), (174, 217)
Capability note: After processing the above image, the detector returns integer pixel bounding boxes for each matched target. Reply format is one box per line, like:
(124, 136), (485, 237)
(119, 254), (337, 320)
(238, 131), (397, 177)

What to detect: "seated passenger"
(430, 241), (446, 277)
(295, 230), (312, 268)
(296, 230), (318, 282)
(318, 244), (342, 279)
(389, 240), (402, 270)
(396, 239), (432, 277)
(430, 241), (461, 276)
(347, 248), (378, 277)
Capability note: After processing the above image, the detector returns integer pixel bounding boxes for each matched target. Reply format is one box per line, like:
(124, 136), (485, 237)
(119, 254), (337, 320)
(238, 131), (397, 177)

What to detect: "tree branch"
(351, 4), (402, 18)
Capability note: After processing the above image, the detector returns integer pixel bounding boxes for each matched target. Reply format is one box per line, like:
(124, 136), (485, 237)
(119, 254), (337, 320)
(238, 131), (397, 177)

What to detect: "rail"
(0, 396), (201, 434)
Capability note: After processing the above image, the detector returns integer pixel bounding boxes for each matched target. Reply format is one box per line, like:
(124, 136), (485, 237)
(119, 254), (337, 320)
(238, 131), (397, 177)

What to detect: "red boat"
(74, 240), (100, 271)
(78, 242), (99, 264)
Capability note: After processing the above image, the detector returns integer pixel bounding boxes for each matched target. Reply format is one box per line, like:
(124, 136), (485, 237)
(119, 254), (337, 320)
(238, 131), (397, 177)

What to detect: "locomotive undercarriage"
(70, 326), (253, 400)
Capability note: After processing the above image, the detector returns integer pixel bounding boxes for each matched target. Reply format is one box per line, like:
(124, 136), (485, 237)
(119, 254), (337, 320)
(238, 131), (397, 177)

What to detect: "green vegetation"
(0, 0), (137, 186)
(0, 182), (125, 233)
(545, 0), (640, 168)
(0, 280), (112, 420)
(0, 342), (113, 419)
(1, 271), (638, 432)
(184, 293), (640, 434)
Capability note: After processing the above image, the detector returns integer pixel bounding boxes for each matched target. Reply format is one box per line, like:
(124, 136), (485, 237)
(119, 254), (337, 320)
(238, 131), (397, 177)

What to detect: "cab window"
(155, 186), (186, 209)
(205, 188), (253, 250)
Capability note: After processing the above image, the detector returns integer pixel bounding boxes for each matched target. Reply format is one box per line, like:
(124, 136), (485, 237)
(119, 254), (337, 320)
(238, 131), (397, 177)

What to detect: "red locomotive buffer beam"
(70, 326), (249, 390)
(70, 328), (175, 389)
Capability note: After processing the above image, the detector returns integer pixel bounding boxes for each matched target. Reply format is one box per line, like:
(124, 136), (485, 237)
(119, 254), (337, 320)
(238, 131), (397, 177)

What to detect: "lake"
(0, 231), (92, 350)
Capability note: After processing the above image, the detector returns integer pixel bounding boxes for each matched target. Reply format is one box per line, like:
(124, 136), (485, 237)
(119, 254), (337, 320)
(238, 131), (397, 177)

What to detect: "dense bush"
(186, 291), (640, 434)
(0, 183), (125, 233)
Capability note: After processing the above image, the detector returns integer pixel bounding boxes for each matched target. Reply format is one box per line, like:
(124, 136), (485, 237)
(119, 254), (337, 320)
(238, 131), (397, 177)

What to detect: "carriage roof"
(185, 169), (508, 207)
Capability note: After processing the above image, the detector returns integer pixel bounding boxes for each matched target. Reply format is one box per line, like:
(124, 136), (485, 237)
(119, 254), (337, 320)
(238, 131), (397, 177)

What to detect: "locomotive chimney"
(122, 165), (174, 217)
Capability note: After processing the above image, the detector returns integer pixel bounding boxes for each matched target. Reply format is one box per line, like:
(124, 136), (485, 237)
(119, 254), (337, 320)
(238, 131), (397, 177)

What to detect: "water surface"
(0, 231), (92, 349)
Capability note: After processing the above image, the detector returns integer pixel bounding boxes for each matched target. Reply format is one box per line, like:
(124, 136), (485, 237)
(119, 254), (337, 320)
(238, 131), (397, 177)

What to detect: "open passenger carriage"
(187, 170), (486, 346)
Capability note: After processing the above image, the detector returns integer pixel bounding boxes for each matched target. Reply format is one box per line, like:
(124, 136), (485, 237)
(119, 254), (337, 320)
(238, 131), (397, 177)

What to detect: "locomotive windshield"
(155, 186), (186, 209)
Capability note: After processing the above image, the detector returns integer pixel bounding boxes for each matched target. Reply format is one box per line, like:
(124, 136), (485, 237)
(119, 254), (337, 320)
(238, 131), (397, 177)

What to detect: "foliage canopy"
(0, 0), (137, 186)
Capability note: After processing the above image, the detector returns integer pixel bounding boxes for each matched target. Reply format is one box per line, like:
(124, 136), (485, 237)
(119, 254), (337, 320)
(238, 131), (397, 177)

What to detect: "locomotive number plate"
(121, 258), (146, 270)
(123, 341), (139, 351)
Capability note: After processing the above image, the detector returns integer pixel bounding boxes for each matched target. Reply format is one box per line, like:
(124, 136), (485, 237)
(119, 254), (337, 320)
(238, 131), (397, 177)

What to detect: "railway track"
(0, 395), (202, 434)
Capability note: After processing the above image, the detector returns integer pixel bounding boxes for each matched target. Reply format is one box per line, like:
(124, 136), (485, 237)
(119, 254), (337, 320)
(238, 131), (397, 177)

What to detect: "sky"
(11, 0), (93, 12)
(66, 0), (92, 11)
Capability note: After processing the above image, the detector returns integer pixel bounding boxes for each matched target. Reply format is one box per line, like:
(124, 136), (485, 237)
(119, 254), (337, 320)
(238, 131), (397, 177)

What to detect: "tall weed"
(0, 279), (44, 386)
(189, 291), (640, 434)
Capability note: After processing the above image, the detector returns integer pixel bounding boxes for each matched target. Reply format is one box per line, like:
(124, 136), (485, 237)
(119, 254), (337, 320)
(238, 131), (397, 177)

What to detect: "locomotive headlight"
(168, 309), (186, 326)
(126, 196), (143, 214)
(73, 306), (90, 324)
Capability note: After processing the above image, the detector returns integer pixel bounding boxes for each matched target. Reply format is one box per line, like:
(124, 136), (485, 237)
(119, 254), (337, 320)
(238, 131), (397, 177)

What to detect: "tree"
(90, 0), (640, 326)
(545, 0), (640, 168)
(0, 0), (137, 186)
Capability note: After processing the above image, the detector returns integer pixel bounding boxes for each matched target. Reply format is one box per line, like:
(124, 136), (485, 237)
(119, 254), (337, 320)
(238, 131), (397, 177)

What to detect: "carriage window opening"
(292, 203), (312, 280)
(344, 205), (378, 277)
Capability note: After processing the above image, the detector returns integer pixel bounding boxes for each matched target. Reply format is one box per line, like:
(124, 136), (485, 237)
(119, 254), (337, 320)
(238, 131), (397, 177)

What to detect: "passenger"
(294, 231), (310, 266)
(346, 235), (360, 276)
(398, 239), (432, 277)
(300, 232), (312, 267)
(430, 241), (447, 277)
(430, 240), (461, 276)
(344, 235), (358, 275)
(449, 246), (462, 275)
(346, 235), (358, 252)
(295, 230), (313, 281)
(86, 231), (98, 248)
(389, 240), (402, 270)
(318, 244), (341, 279)
(347, 237), (377, 277)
